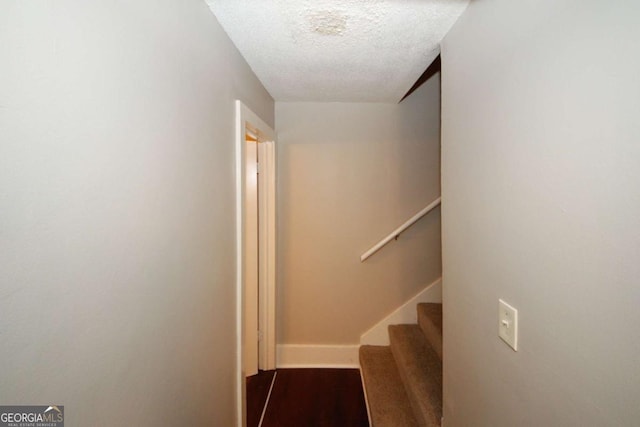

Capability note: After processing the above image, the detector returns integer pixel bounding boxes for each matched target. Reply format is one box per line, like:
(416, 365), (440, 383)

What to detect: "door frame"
(235, 100), (277, 427)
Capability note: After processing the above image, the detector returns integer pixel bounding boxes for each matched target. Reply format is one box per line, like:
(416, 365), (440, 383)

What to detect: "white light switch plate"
(498, 299), (518, 351)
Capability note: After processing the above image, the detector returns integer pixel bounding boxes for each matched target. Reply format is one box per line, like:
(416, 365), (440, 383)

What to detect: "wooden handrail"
(360, 197), (441, 262)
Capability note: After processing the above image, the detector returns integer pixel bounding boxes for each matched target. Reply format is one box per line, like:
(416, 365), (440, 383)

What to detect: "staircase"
(360, 303), (443, 427)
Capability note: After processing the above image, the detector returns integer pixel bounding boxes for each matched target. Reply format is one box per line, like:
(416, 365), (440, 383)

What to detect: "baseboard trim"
(276, 344), (360, 368)
(360, 277), (442, 346)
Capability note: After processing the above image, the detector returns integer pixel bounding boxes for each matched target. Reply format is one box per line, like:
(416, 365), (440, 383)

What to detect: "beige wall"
(0, 1), (273, 425)
(275, 75), (441, 345)
(441, 0), (640, 425)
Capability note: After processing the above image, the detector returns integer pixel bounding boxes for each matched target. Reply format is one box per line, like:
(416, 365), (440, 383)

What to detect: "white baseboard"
(360, 277), (442, 346)
(276, 344), (360, 368)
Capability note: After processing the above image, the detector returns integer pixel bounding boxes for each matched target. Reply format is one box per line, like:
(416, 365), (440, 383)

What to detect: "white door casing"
(235, 101), (276, 427)
(258, 141), (276, 370)
(244, 139), (259, 377)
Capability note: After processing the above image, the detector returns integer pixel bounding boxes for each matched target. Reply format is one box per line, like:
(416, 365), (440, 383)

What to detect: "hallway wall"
(0, 1), (273, 425)
(275, 75), (441, 346)
(441, 0), (640, 425)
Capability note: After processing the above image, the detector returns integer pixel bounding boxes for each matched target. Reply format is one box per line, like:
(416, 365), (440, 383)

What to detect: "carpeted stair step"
(389, 324), (442, 427)
(360, 345), (419, 427)
(417, 303), (442, 360)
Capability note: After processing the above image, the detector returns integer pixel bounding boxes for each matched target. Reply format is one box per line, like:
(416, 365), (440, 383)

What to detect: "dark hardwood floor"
(247, 370), (277, 427)
(247, 368), (369, 427)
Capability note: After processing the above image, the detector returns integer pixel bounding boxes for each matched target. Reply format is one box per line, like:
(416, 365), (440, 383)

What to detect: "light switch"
(498, 299), (518, 351)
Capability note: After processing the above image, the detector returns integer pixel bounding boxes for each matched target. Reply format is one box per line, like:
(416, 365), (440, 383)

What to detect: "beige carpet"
(418, 303), (442, 360)
(360, 303), (442, 427)
(360, 345), (419, 427)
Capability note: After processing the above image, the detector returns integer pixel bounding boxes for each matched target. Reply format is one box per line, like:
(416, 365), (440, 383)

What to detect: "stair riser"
(417, 303), (443, 361)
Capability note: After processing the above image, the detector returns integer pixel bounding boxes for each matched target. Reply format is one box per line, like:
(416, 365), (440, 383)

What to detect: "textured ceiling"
(206, 0), (469, 103)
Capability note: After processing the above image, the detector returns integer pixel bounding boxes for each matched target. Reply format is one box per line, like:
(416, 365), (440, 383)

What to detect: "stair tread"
(389, 324), (442, 427)
(360, 345), (419, 427)
(417, 303), (443, 360)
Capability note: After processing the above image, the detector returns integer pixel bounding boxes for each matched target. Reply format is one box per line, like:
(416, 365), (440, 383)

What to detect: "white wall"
(441, 0), (640, 425)
(0, 1), (273, 425)
(275, 75), (441, 346)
